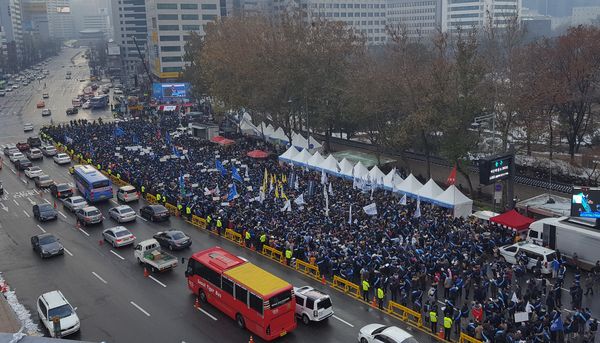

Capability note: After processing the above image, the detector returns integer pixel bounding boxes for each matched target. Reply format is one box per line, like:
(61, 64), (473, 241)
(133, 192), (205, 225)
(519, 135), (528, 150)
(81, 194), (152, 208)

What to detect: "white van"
(37, 290), (80, 338)
(499, 242), (556, 275)
(294, 286), (334, 325)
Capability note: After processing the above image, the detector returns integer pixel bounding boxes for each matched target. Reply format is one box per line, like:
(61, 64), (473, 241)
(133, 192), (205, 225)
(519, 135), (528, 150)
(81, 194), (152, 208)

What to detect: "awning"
(210, 135), (235, 146)
(246, 150), (269, 159)
(489, 209), (535, 232)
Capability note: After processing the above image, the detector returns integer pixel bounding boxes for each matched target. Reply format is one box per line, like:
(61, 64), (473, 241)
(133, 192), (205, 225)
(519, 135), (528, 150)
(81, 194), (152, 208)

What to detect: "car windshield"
(48, 304), (73, 319)
(171, 232), (186, 240)
(39, 235), (57, 245)
(73, 198), (86, 204)
(372, 326), (390, 335)
(87, 210), (101, 216)
(115, 230), (130, 237)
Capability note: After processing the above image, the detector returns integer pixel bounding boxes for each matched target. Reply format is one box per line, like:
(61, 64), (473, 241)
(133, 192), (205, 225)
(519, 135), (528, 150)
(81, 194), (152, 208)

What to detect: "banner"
(363, 203), (377, 216)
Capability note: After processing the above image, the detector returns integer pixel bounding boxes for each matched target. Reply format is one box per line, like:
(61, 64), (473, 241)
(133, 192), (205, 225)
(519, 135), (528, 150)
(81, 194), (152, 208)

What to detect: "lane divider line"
(27, 197), (35, 205)
(79, 228), (90, 237)
(13, 199), (19, 206)
(109, 199), (119, 206)
(110, 250), (125, 260)
(333, 315), (354, 327)
(9, 168), (16, 174)
(21, 178), (28, 184)
(148, 275), (167, 288)
(130, 301), (151, 317)
(197, 307), (217, 321)
(64, 248), (73, 257)
(23, 210), (30, 218)
(36, 224), (46, 233)
(44, 199), (50, 204)
(136, 215), (148, 222)
(58, 211), (67, 219)
(92, 272), (107, 284)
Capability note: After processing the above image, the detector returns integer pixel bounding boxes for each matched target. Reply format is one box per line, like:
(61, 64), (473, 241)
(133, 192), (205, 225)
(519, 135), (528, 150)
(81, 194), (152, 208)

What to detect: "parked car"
(41, 145), (57, 156)
(140, 205), (170, 222)
(75, 206), (103, 226)
(0, 90), (5, 96)
(42, 93), (49, 99)
(358, 324), (419, 343)
(53, 153), (71, 165)
(34, 175), (54, 188)
(25, 166), (43, 179)
(27, 137), (42, 147)
(26, 148), (43, 160)
(50, 183), (73, 199)
(31, 233), (63, 258)
(36, 290), (80, 337)
(16, 142), (30, 152)
(102, 226), (136, 248)
(498, 242), (556, 275)
(15, 158), (33, 171)
(66, 107), (78, 115)
(294, 286), (334, 324)
(33, 203), (58, 221)
(116, 185), (139, 202)
(62, 196), (88, 212)
(23, 123), (34, 132)
(41, 108), (51, 116)
(108, 205), (137, 223)
(152, 230), (191, 251)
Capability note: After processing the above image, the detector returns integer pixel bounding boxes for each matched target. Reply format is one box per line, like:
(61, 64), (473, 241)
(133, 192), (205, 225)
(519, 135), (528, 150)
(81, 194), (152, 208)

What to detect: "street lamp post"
(472, 113), (498, 211)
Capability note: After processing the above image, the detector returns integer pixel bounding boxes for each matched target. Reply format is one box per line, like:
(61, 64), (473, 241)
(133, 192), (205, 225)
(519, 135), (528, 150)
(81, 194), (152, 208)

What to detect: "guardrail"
(145, 193), (157, 204)
(261, 245), (285, 264)
(295, 259), (320, 280)
(190, 215), (207, 230)
(387, 301), (423, 328)
(459, 333), (482, 343)
(224, 229), (244, 246)
(165, 203), (179, 217)
(331, 275), (361, 299)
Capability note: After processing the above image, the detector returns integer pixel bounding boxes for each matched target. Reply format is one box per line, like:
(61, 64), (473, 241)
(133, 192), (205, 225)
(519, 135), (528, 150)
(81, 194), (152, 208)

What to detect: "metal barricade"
(261, 245), (285, 264)
(459, 333), (483, 343)
(331, 275), (361, 299)
(146, 193), (157, 204)
(224, 229), (244, 246)
(165, 203), (179, 217)
(191, 215), (207, 230)
(387, 301), (423, 328)
(295, 259), (321, 280)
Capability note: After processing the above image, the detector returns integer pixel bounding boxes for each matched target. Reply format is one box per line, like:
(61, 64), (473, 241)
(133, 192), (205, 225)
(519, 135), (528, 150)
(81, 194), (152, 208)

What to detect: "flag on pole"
(446, 165), (457, 186)
(261, 168), (268, 192)
(280, 184), (288, 201)
(363, 203), (377, 216)
(275, 184), (279, 198)
(231, 166), (243, 183)
(244, 166), (249, 178)
(179, 173), (185, 196)
(321, 170), (328, 185)
(216, 160), (227, 177)
(399, 194), (407, 205)
(294, 176), (299, 190)
(413, 196), (421, 218)
(294, 193), (305, 206)
(328, 182), (333, 195)
(214, 185), (220, 196)
(281, 199), (291, 212)
(165, 132), (171, 146)
(323, 184), (329, 216)
(348, 204), (352, 224)
(227, 184), (238, 201)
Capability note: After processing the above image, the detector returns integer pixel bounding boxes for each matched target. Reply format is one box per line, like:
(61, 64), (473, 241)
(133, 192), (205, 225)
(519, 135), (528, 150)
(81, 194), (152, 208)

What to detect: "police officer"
(97, 164), (101, 171)
(362, 279), (370, 302)
(177, 203), (183, 216)
(285, 248), (292, 265)
(377, 286), (385, 310)
(206, 214), (212, 229)
(444, 314), (453, 341)
(245, 230), (251, 248)
(216, 217), (223, 236)
(185, 205), (191, 218)
(430, 304), (438, 334)
(259, 232), (267, 251)
(156, 193), (161, 203)
(141, 185), (145, 195)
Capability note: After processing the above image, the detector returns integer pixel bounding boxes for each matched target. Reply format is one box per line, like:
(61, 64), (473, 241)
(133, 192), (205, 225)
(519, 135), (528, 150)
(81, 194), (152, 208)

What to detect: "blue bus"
(73, 165), (113, 202)
(90, 95), (109, 109)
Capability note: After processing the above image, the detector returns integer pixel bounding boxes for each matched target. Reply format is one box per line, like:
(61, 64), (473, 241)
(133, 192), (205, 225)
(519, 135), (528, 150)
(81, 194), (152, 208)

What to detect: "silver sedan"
(108, 205), (137, 223)
(102, 226), (135, 248)
(62, 196), (88, 212)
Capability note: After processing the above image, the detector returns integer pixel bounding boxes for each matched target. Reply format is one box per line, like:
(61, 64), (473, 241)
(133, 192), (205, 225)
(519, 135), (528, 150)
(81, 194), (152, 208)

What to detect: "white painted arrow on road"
(0, 203), (8, 212)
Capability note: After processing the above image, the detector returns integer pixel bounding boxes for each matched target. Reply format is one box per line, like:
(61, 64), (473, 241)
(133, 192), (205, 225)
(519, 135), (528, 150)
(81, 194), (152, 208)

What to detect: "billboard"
(57, 6), (71, 13)
(152, 83), (190, 99)
(107, 46), (121, 56)
(571, 187), (600, 218)
(479, 154), (513, 185)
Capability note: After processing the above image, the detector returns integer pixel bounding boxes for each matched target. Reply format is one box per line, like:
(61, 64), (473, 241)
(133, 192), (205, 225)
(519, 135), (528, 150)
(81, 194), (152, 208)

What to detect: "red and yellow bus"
(185, 247), (297, 341)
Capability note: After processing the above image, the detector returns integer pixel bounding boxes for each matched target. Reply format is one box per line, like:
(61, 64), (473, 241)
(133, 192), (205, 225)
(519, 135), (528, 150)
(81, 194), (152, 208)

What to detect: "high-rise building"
(146, 0), (221, 80)
(442, 0), (522, 33)
(71, 0), (110, 38)
(47, 0), (76, 39)
(0, 0), (24, 70)
(571, 6), (600, 26)
(386, 0), (441, 39)
(110, 0), (147, 84)
(21, 0), (49, 40)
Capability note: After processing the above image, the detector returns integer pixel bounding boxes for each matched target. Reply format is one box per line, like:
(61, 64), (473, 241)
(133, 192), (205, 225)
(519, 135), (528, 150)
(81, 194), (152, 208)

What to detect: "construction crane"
(132, 36), (153, 86)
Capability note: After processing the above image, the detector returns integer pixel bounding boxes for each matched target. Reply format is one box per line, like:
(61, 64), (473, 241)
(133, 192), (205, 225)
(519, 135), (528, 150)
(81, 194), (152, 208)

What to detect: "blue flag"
(550, 314), (563, 332)
(231, 166), (243, 183)
(132, 134), (139, 144)
(216, 160), (227, 177)
(179, 173), (185, 196)
(227, 184), (238, 201)
(172, 146), (180, 158)
(165, 132), (171, 145)
(114, 127), (125, 138)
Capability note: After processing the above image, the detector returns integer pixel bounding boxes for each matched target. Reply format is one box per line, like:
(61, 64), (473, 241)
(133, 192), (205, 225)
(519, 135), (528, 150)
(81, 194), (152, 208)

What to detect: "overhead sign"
(479, 154), (513, 185)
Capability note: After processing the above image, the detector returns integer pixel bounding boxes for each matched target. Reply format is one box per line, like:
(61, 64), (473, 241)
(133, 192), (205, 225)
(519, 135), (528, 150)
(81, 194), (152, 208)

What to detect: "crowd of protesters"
(41, 115), (600, 343)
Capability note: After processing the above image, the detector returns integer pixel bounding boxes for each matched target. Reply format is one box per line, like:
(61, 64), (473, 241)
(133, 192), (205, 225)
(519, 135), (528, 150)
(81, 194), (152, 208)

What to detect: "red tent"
(210, 136), (235, 146)
(246, 150), (269, 159)
(489, 209), (534, 232)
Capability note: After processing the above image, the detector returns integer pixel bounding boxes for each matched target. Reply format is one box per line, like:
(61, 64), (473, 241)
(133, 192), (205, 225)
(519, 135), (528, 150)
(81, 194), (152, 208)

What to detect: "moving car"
(34, 175), (54, 188)
(27, 136), (42, 147)
(102, 226), (136, 247)
(152, 230), (192, 251)
(31, 233), (63, 258)
(62, 196), (88, 212)
(0, 90), (5, 96)
(42, 93), (49, 99)
(134, 239), (178, 273)
(24, 123), (34, 132)
(75, 206), (103, 226)
(116, 185), (139, 202)
(498, 242), (556, 275)
(53, 153), (71, 165)
(108, 205), (137, 223)
(50, 183), (73, 199)
(37, 100), (45, 108)
(0, 182), (3, 195)
(26, 148), (43, 160)
(36, 290), (80, 338)
(25, 166), (44, 179)
(294, 286), (334, 324)
(33, 203), (58, 222)
(15, 158), (33, 171)
(41, 145), (57, 156)
(41, 108), (51, 116)
(140, 205), (170, 222)
(66, 107), (78, 115)
(358, 324), (419, 343)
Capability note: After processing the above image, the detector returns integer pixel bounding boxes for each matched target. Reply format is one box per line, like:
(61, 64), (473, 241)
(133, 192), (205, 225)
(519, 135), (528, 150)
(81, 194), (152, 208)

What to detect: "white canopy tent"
(352, 161), (369, 180)
(319, 154), (340, 174)
(433, 185), (473, 218)
(291, 132), (309, 150)
(383, 169), (403, 190)
(368, 166), (386, 185)
(259, 123), (275, 137)
(290, 149), (313, 166)
(308, 136), (322, 150)
(339, 158), (355, 178)
(307, 151), (325, 169)
(396, 174), (424, 197)
(269, 127), (288, 143)
(417, 179), (444, 201)
(278, 146), (299, 162)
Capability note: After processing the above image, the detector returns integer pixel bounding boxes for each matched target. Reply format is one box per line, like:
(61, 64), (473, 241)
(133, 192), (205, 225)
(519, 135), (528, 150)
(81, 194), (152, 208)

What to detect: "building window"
(182, 24), (200, 31)
(159, 25), (179, 31)
(159, 35), (180, 41)
(162, 66), (183, 72)
(158, 14), (178, 20)
(181, 14), (199, 20)
(157, 3), (177, 9)
(201, 3), (217, 9)
(202, 14), (217, 20)
(161, 45), (181, 52)
(162, 56), (182, 62)
(181, 3), (199, 9)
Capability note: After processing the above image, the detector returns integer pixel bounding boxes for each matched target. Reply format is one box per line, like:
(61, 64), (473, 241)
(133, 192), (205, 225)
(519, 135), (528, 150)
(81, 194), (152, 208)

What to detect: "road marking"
(21, 178), (28, 184)
(110, 250), (125, 260)
(64, 248), (73, 257)
(110, 199), (119, 205)
(197, 307), (218, 321)
(148, 275), (167, 288)
(23, 210), (30, 218)
(136, 215), (147, 222)
(27, 197), (35, 205)
(333, 315), (354, 327)
(44, 199), (50, 204)
(9, 167), (16, 174)
(130, 301), (151, 317)
(3, 190), (8, 195)
(78, 228), (90, 237)
(36, 224), (46, 233)
(0, 203), (7, 212)
(13, 199), (19, 206)
(58, 211), (67, 219)
(92, 272), (107, 284)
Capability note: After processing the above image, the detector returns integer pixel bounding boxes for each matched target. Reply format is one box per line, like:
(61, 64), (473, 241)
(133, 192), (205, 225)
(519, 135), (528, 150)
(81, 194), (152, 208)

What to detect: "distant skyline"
(523, 0), (600, 17)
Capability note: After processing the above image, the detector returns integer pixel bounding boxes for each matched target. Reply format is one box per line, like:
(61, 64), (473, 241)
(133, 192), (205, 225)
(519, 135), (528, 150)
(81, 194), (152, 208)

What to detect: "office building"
(146, 0), (221, 80)
(571, 6), (600, 26)
(111, 0), (147, 84)
(47, 0), (76, 39)
(72, 0), (110, 37)
(442, 0), (522, 33)
(21, 0), (49, 40)
(386, 0), (441, 39)
(0, 0), (24, 70)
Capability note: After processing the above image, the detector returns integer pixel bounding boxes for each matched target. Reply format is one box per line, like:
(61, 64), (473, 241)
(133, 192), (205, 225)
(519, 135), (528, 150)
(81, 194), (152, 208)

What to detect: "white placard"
(514, 312), (529, 323)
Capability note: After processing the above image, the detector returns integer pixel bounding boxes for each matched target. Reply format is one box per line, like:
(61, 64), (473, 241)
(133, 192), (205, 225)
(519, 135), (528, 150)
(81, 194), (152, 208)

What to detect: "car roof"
(381, 326), (413, 341)
(115, 205), (132, 210)
(149, 204), (166, 210)
(107, 226), (128, 233)
(514, 242), (555, 255)
(40, 290), (68, 308)
(69, 196), (85, 201)
(55, 183), (70, 189)
(81, 206), (99, 211)
(119, 185), (135, 191)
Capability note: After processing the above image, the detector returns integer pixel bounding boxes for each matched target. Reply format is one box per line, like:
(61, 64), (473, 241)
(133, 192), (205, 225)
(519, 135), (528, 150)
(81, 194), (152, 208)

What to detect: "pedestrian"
(584, 273), (594, 296)
(362, 279), (370, 303)
(443, 314), (453, 341)
(429, 303), (438, 334)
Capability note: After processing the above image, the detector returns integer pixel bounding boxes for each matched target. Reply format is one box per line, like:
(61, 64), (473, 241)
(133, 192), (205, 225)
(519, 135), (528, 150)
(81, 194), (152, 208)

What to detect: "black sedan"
(66, 107), (78, 115)
(153, 230), (192, 251)
(31, 233), (63, 258)
(33, 203), (58, 221)
(15, 158), (33, 171)
(50, 183), (73, 199)
(139, 205), (170, 222)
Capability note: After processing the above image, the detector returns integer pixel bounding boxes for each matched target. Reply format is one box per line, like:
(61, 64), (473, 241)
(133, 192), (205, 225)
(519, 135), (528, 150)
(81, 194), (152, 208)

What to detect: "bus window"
(269, 290), (292, 309)
(249, 293), (263, 316)
(235, 284), (248, 304)
(222, 277), (234, 296)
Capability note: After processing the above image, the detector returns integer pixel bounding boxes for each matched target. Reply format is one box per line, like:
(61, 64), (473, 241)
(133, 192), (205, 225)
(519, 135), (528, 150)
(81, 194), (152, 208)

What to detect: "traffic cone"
(371, 297), (377, 308)
(194, 297), (200, 310)
(144, 268), (149, 277)
(438, 327), (444, 339)
(321, 275), (326, 285)
(53, 201), (57, 209)
(248, 336), (254, 343)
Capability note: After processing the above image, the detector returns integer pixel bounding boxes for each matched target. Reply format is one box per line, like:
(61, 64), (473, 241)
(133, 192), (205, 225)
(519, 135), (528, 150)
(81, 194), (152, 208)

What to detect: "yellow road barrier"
(165, 203), (179, 217)
(387, 301), (423, 328)
(261, 245), (285, 264)
(146, 194), (157, 204)
(459, 333), (483, 343)
(295, 259), (321, 280)
(224, 229), (244, 246)
(191, 215), (207, 229)
(331, 275), (361, 299)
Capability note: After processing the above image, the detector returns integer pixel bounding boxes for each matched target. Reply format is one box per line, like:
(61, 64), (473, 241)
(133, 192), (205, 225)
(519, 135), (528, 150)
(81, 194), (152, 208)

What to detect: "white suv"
(499, 241), (556, 275)
(294, 286), (334, 325)
(37, 290), (80, 338)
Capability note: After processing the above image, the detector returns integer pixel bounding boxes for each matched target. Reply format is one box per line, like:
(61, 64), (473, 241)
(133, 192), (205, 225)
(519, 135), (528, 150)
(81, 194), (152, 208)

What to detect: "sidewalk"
(0, 293), (21, 333)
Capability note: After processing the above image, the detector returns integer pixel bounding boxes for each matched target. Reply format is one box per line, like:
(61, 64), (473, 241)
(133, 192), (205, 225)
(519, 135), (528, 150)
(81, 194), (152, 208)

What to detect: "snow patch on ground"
(516, 155), (600, 180)
(0, 273), (41, 336)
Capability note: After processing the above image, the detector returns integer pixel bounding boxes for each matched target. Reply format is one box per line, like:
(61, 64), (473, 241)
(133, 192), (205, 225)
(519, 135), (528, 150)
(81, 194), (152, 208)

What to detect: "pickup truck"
(134, 239), (177, 273)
